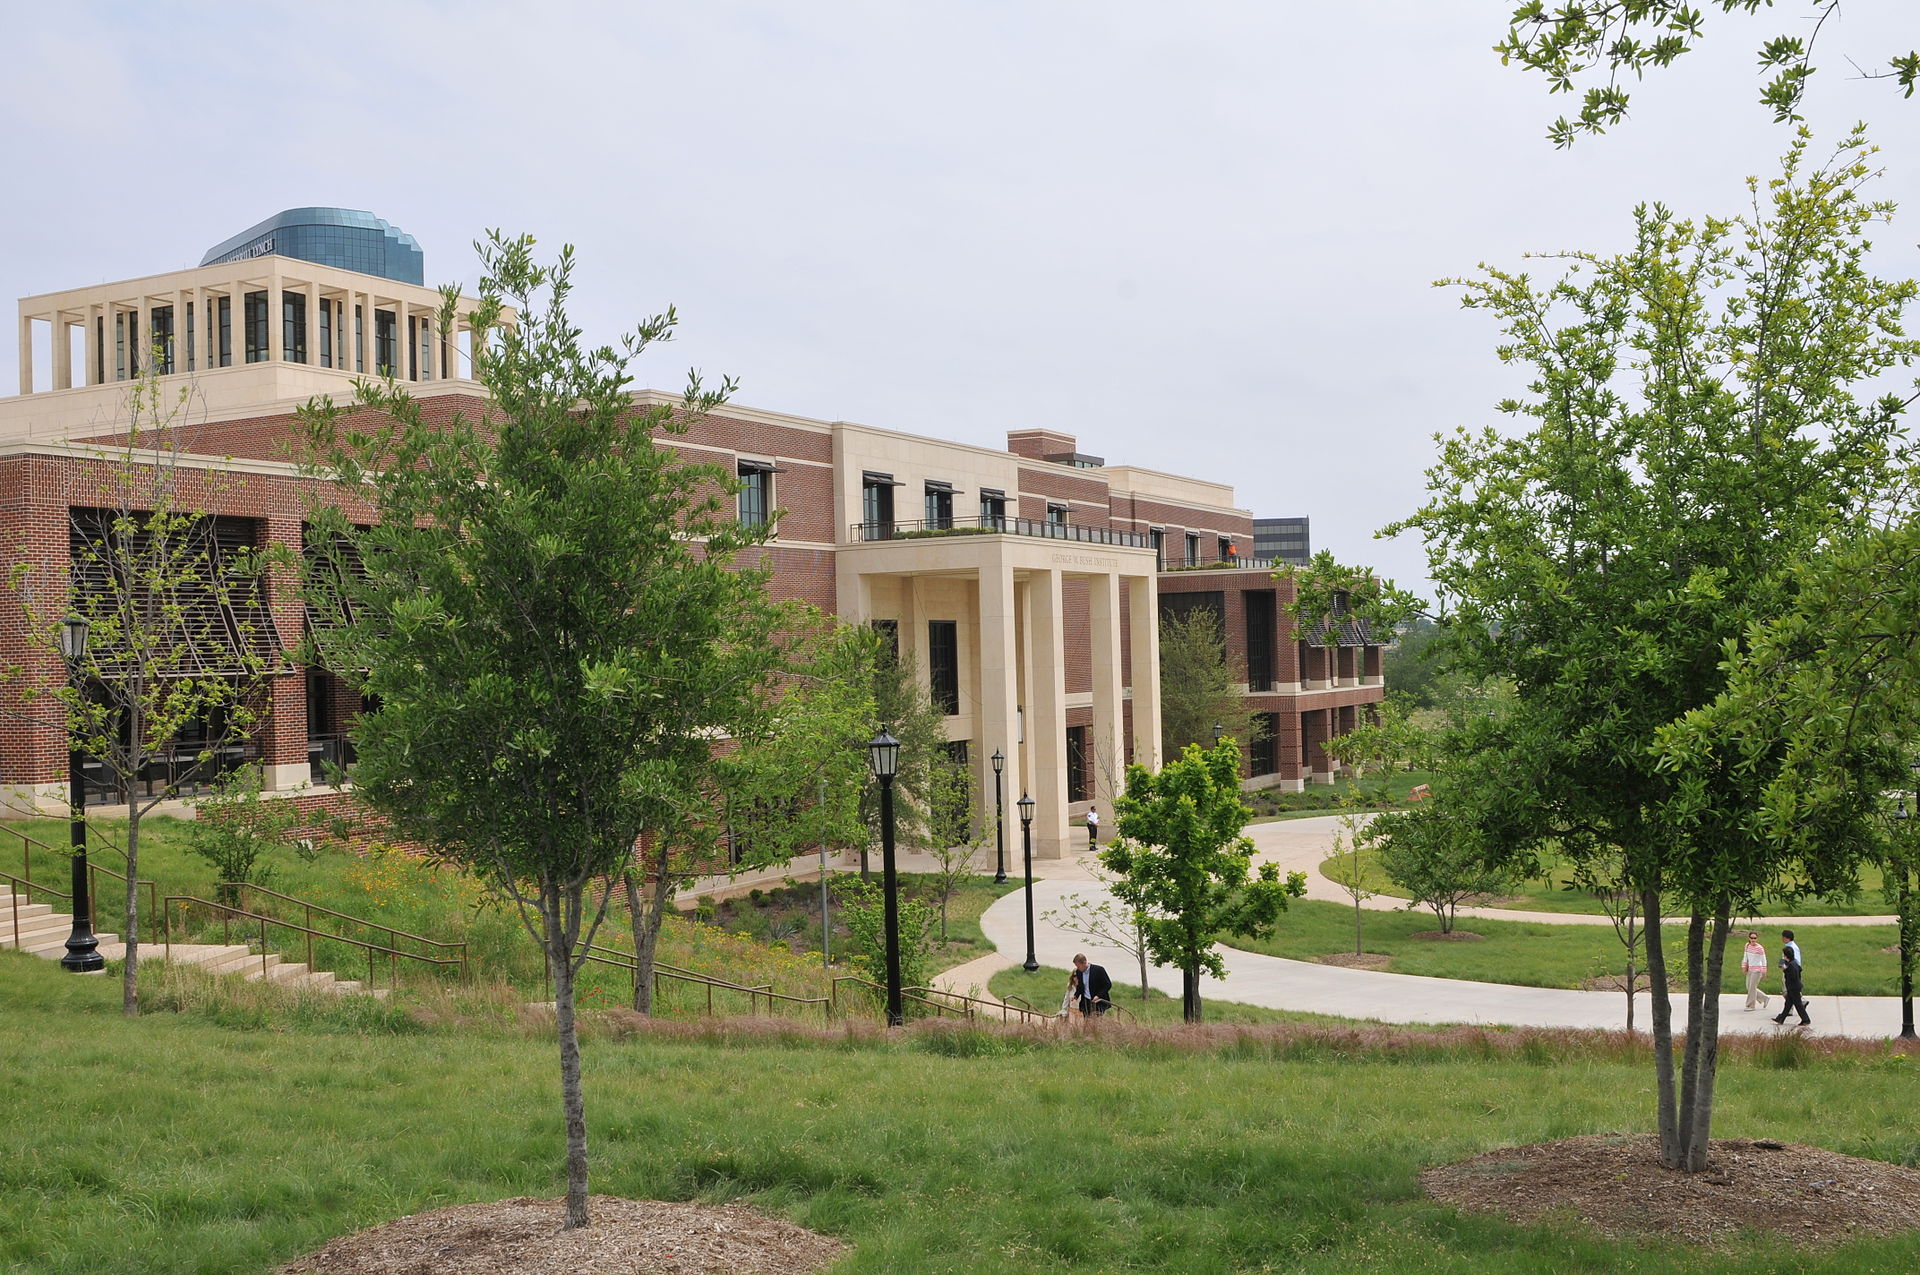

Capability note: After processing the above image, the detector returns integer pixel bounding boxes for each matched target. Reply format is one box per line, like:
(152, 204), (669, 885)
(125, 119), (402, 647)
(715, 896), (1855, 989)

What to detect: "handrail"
(570, 944), (830, 1019)
(830, 974), (972, 1020)
(0, 824), (159, 944)
(848, 515), (1154, 549)
(222, 882), (468, 982)
(907, 985), (1051, 1024)
(163, 895), (463, 990)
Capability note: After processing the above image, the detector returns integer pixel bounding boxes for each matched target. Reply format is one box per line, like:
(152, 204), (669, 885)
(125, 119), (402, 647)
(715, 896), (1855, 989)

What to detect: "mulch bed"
(277, 1196), (848, 1274)
(1423, 1134), (1920, 1247)
(1314, 952), (1393, 970)
(1408, 930), (1484, 942)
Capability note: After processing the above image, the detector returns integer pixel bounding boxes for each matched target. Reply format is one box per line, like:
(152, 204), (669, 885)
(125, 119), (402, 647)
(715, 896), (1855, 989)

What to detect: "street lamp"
(1211, 723), (1224, 745)
(57, 616), (102, 973)
(1893, 763), (1919, 1041)
(1018, 791), (1038, 972)
(990, 748), (1007, 884)
(865, 726), (904, 1027)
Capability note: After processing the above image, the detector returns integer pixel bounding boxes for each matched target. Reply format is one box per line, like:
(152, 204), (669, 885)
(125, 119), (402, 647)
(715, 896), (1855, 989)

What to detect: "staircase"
(2, 887), (381, 996)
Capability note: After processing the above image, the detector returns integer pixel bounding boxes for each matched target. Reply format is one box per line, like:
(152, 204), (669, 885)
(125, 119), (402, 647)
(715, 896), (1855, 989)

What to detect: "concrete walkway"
(933, 817), (1914, 1041)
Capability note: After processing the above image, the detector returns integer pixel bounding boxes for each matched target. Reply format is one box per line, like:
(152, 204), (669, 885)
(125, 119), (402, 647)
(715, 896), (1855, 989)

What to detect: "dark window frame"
(928, 619), (960, 715)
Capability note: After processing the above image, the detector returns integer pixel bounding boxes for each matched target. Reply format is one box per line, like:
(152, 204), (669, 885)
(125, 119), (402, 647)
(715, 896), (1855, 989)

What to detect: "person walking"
(1071, 953), (1112, 1016)
(1057, 967), (1084, 1022)
(1740, 932), (1769, 1012)
(1771, 929), (1811, 1027)
(1084, 807), (1101, 850)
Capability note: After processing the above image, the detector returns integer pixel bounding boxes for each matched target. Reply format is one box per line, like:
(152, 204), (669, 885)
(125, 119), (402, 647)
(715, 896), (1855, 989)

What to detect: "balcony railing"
(849, 515), (1153, 548)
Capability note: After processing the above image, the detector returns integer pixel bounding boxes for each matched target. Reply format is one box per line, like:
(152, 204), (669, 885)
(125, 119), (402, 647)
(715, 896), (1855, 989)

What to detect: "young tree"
(920, 756), (983, 944)
(1324, 800), (1378, 956)
(1158, 607), (1261, 759)
(860, 647), (950, 880)
(1385, 130), (1916, 1171)
(1573, 847), (1652, 1033)
(188, 766), (314, 906)
(8, 368), (276, 1016)
(299, 234), (786, 1229)
(1102, 738), (1305, 1022)
(1370, 797), (1513, 935)
(1041, 867), (1154, 998)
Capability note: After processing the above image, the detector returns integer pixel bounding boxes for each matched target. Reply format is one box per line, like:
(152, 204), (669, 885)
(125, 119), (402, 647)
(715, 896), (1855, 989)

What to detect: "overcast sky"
(6, 2), (1916, 598)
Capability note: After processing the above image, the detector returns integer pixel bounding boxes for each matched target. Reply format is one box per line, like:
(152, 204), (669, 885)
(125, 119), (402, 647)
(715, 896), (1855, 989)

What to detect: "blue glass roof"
(199, 208), (424, 285)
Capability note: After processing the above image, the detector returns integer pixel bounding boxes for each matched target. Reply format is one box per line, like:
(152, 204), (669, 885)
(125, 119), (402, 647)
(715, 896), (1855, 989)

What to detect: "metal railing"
(830, 974), (973, 1020)
(221, 882), (468, 982)
(574, 941), (831, 1019)
(907, 985), (1052, 1024)
(849, 515), (1153, 549)
(163, 894), (464, 989)
(0, 823), (159, 947)
(998, 989), (1135, 1024)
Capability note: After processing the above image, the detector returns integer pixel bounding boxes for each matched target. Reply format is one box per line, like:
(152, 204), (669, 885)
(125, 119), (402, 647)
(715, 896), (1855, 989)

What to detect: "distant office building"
(201, 208), (425, 286)
(1253, 517), (1310, 565)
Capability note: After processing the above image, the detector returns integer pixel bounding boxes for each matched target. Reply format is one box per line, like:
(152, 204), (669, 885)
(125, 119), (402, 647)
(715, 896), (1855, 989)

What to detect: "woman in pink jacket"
(1741, 932), (1770, 1011)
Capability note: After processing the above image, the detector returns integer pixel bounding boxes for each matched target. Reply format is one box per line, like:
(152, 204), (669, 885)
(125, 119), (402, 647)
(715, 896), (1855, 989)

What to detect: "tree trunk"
(1675, 908), (1708, 1169)
(1354, 894), (1364, 956)
(547, 901), (591, 1229)
(1682, 909), (1732, 1171)
(626, 845), (674, 1016)
(1641, 885), (1680, 1169)
(1182, 966), (1201, 1023)
(122, 794), (140, 1017)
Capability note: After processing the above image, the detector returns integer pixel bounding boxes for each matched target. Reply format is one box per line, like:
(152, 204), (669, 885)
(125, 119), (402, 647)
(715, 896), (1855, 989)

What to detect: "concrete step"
(18, 931), (118, 956)
(1, 914), (73, 944)
(0, 901), (55, 923)
(197, 948), (278, 977)
(161, 944), (252, 969)
(245, 958), (308, 985)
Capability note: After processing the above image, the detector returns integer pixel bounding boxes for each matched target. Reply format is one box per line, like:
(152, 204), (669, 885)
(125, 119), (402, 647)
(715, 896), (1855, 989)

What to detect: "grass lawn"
(986, 964), (1361, 1026)
(1320, 846), (1897, 918)
(1245, 771), (1438, 823)
(5, 954), (1919, 1274)
(1228, 899), (1907, 996)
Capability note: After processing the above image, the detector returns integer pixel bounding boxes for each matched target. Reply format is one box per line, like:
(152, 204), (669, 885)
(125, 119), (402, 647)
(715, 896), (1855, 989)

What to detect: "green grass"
(1230, 898), (1907, 996)
(5, 953), (1920, 1273)
(1321, 846), (1898, 917)
(1246, 770), (1437, 822)
(987, 964), (1362, 1026)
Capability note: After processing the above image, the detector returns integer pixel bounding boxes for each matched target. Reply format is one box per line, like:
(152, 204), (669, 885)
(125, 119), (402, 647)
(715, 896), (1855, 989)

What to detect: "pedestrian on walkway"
(1072, 953), (1112, 1016)
(1772, 929), (1811, 1026)
(1058, 967), (1084, 1022)
(1085, 807), (1100, 849)
(1740, 932), (1769, 1012)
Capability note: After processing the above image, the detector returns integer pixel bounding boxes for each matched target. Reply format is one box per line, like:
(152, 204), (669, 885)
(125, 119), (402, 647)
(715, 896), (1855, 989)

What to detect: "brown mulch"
(1314, 952), (1393, 970)
(277, 1196), (849, 1275)
(1422, 1134), (1920, 1247)
(1408, 930), (1484, 942)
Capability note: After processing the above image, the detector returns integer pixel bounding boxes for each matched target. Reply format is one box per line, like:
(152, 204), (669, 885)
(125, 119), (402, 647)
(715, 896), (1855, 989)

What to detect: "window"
(283, 293), (308, 365)
(1047, 503), (1069, 532)
(924, 481), (954, 529)
(1185, 533), (1200, 566)
(1218, 536), (1234, 563)
(1150, 528), (1164, 569)
(217, 296), (233, 367)
(353, 304), (364, 373)
(862, 472), (897, 538)
(184, 301), (196, 371)
(1245, 590), (1277, 692)
(1067, 725), (1089, 803)
(1250, 714), (1281, 776)
(871, 619), (899, 663)
(928, 620), (960, 715)
(318, 298), (333, 368)
(244, 291), (268, 363)
(151, 305), (174, 375)
(979, 488), (1006, 528)
(738, 461), (774, 528)
(374, 309), (397, 375)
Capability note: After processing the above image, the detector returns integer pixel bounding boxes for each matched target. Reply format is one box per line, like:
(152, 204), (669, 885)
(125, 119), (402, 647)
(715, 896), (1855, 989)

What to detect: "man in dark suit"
(1072, 953), (1112, 1016)
(1772, 929), (1811, 1027)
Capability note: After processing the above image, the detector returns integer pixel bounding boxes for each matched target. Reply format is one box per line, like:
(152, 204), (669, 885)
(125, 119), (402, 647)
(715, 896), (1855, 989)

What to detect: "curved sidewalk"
(936, 817), (1912, 1041)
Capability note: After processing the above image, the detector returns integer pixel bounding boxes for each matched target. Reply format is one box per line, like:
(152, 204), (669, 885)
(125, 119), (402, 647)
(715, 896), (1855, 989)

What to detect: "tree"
(1102, 738), (1305, 1022)
(1497, 1), (1919, 146)
(8, 367), (276, 1016)
(1384, 130), (1916, 1170)
(1041, 868), (1154, 998)
(860, 647), (951, 880)
(1573, 847), (1652, 1033)
(1324, 799), (1378, 956)
(1379, 617), (1447, 708)
(188, 765), (314, 906)
(298, 234), (787, 1229)
(1158, 607), (1261, 759)
(1370, 797), (1513, 935)
(836, 875), (936, 997)
(921, 756), (983, 944)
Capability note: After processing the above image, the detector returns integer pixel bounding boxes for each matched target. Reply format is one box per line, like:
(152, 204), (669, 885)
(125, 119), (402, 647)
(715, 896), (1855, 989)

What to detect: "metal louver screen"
(69, 509), (280, 676)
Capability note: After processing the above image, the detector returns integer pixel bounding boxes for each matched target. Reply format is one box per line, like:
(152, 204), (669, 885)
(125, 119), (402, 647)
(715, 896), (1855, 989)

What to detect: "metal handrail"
(830, 974), (972, 1020)
(907, 985), (1051, 1024)
(163, 895), (463, 990)
(0, 824), (160, 944)
(848, 515), (1154, 549)
(222, 882), (468, 981)
(571, 944), (830, 1019)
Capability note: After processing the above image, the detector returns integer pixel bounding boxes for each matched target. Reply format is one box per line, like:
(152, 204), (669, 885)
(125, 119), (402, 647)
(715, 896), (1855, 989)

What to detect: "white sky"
(5, 2), (1916, 599)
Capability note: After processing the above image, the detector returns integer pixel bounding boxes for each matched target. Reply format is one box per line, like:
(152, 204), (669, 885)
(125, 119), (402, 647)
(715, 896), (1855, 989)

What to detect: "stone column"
(17, 314), (33, 395)
(1026, 568), (1069, 858)
(267, 271), (284, 363)
(976, 561), (1019, 832)
(1126, 574), (1161, 771)
(394, 299), (410, 379)
(51, 311), (71, 389)
(84, 305), (101, 385)
(1088, 571), (1123, 817)
(1305, 708), (1335, 785)
(356, 292), (373, 374)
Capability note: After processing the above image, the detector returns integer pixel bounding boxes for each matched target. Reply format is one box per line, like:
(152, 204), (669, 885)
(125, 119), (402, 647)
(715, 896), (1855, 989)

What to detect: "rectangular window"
(151, 305), (174, 375)
(218, 296), (233, 367)
(114, 312), (126, 381)
(1150, 528), (1164, 569)
(1246, 590), (1276, 692)
(738, 461), (773, 527)
(861, 472), (896, 538)
(283, 293), (307, 365)
(354, 305), (364, 373)
(184, 301), (196, 371)
(1218, 536), (1234, 563)
(374, 310), (397, 376)
(979, 488), (1006, 528)
(928, 620), (960, 715)
(94, 316), (105, 384)
(1185, 533), (1200, 566)
(318, 298), (332, 368)
(871, 618), (899, 663)
(1250, 713), (1281, 776)
(1047, 503), (1069, 531)
(244, 291), (268, 363)
(1067, 725), (1089, 803)
(924, 482), (954, 529)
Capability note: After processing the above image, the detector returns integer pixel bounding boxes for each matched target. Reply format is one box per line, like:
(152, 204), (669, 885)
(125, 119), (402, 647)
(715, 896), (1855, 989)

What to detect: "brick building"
(6, 211), (1363, 856)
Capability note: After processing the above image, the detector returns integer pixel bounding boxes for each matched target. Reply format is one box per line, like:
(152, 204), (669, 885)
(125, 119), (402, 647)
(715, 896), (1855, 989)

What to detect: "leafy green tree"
(921, 756), (984, 943)
(1379, 616), (1446, 708)
(1370, 795), (1514, 935)
(298, 234), (787, 1229)
(1102, 739), (1305, 1022)
(1158, 607), (1261, 760)
(859, 648), (952, 879)
(188, 766), (315, 906)
(835, 874), (936, 998)
(1497, 1), (1918, 146)
(1041, 869), (1154, 998)
(1383, 130), (1917, 1171)
(8, 368), (275, 1016)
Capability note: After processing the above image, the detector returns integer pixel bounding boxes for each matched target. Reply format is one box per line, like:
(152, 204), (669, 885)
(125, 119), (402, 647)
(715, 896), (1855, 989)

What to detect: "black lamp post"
(1018, 791), (1038, 972)
(990, 748), (1007, 884)
(1211, 723), (1224, 745)
(866, 726), (905, 1027)
(57, 616), (102, 973)
(1893, 764), (1919, 1041)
